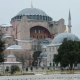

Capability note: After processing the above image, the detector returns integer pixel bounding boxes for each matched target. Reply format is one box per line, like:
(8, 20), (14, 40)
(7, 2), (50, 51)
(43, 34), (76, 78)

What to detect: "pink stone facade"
(7, 57), (16, 62)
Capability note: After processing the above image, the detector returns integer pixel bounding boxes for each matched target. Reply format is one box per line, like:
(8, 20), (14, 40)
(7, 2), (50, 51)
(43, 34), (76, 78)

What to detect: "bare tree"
(14, 52), (27, 67)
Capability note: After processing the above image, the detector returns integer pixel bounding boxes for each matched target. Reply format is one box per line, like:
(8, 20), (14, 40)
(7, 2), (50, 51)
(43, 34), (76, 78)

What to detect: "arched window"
(27, 15), (29, 19)
(43, 16), (45, 20)
(29, 15), (31, 19)
(39, 29), (41, 33)
(37, 36), (38, 38)
(44, 16), (46, 20)
(45, 16), (47, 21)
(47, 16), (49, 21)
(35, 29), (37, 33)
(40, 15), (42, 20)
(36, 15), (39, 20)
(40, 36), (42, 38)
(19, 16), (21, 19)
(48, 36), (49, 38)
(33, 15), (35, 19)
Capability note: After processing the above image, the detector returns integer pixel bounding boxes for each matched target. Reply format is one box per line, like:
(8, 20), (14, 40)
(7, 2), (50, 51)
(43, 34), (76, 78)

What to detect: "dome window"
(40, 15), (42, 20)
(20, 15), (22, 19)
(43, 16), (45, 20)
(33, 15), (35, 19)
(27, 15), (29, 19)
(45, 16), (47, 21)
(36, 15), (39, 20)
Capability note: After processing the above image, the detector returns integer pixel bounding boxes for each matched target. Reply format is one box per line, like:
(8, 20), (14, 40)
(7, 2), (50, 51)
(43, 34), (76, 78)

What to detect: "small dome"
(7, 45), (23, 50)
(39, 52), (47, 58)
(51, 33), (79, 44)
(7, 54), (15, 58)
(17, 8), (47, 16)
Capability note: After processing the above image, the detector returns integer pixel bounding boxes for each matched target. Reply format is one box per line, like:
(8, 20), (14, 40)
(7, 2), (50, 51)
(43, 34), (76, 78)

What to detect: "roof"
(7, 54), (15, 58)
(51, 33), (79, 44)
(42, 45), (47, 49)
(3, 62), (22, 64)
(7, 45), (23, 50)
(0, 23), (12, 27)
(15, 39), (32, 43)
(3, 35), (12, 39)
(17, 8), (47, 16)
(47, 43), (62, 47)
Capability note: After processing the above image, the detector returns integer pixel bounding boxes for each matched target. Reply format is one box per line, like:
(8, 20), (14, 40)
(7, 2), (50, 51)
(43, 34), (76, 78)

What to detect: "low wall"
(0, 74), (80, 80)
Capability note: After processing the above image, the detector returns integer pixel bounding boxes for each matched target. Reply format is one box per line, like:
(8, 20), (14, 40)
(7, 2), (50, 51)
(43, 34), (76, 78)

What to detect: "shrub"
(10, 65), (20, 74)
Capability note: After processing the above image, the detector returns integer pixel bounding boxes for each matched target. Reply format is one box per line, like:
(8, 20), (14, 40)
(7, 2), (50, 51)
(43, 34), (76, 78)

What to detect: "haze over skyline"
(0, 0), (79, 38)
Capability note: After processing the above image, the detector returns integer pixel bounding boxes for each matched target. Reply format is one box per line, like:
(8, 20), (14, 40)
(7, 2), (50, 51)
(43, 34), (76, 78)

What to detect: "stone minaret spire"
(68, 9), (72, 33)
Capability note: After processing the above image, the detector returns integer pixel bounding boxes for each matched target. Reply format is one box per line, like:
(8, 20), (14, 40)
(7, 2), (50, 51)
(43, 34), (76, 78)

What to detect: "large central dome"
(11, 8), (52, 21)
(17, 8), (47, 16)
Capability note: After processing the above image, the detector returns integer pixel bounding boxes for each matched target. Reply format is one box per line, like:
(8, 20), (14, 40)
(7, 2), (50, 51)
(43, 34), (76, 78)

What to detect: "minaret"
(68, 9), (72, 33)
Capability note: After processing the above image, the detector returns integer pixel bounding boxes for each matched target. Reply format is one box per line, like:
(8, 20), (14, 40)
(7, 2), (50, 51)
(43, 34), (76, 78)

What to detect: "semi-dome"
(7, 54), (15, 58)
(7, 45), (23, 50)
(11, 8), (52, 21)
(17, 8), (47, 16)
(51, 33), (79, 44)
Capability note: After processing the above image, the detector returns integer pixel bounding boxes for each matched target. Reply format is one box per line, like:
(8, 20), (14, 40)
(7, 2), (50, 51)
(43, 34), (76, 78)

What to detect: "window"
(7, 39), (10, 44)
(33, 15), (35, 19)
(50, 48), (51, 52)
(40, 15), (42, 20)
(39, 30), (41, 33)
(43, 16), (45, 20)
(6, 27), (8, 31)
(40, 36), (42, 38)
(37, 29), (38, 33)
(53, 47), (54, 52)
(37, 36), (38, 38)
(44, 36), (45, 38)
(33, 35), (34, 38)
(56, 63), (58, 67)
(37, 15), (39, 20)
(44, 31), (46, 34)
(35, 30), (37, 33)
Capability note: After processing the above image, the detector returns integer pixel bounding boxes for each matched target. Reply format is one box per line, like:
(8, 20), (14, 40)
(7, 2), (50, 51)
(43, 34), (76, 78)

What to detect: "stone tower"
(68, 9), (72, 33)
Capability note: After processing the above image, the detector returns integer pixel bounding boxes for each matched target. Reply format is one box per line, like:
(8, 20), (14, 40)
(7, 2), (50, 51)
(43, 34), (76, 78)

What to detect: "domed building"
(0, 5), (72, 66)
(46, 32), (79, 67)
(0, 54), (22, 72)
(0, 5), (67, 50)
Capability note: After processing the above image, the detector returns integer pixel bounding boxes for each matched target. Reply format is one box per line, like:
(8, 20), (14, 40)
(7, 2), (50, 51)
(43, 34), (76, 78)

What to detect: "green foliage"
(11, 65), (20, 74)
(33, 51), (41, 60)
(54, 39), (80, 70)
(0, 34), (5, 63)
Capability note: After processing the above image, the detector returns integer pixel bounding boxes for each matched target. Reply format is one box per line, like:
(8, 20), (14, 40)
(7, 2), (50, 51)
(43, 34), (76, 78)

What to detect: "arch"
(30, 26), (51, 39)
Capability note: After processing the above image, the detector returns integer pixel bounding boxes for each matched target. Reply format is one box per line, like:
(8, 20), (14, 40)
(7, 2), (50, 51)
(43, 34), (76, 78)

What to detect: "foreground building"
(0, 54), (22, 71)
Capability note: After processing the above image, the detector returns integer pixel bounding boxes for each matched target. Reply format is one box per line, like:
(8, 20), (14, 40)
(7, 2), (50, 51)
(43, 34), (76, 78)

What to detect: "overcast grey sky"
(0, 0), (80, 38)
